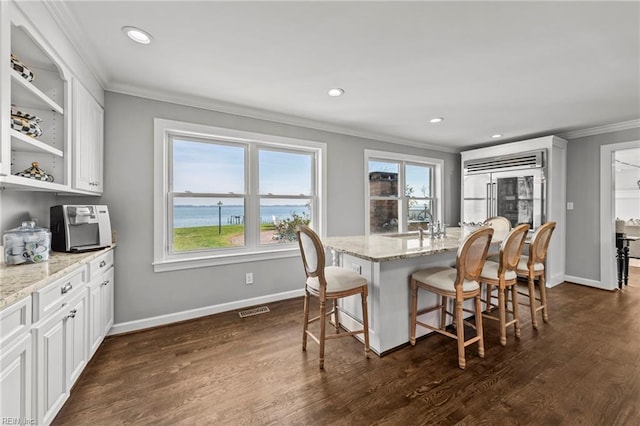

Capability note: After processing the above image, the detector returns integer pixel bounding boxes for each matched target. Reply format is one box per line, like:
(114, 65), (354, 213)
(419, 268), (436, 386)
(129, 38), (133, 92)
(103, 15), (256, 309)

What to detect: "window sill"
(153, 246), (301, 272)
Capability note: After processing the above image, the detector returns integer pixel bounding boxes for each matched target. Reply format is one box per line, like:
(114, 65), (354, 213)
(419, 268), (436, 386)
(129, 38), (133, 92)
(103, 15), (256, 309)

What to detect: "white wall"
(53, 91), (461, 327)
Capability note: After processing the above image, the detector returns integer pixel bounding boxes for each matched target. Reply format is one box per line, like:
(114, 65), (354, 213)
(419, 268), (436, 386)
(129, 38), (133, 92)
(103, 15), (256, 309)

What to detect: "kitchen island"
(324, 227), (475, 355)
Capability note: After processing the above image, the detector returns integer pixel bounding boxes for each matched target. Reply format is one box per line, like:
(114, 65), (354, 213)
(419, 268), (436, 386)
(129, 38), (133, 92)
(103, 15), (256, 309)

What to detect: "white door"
(101, 268), (114, 335)
(0, 333), (32, 420)
(88, 279), (103, 357)
(35, 308), (69, 425)
(72, 78), (104, 193)
(462, 172), (491, 224)
(66, 293), (88, 388)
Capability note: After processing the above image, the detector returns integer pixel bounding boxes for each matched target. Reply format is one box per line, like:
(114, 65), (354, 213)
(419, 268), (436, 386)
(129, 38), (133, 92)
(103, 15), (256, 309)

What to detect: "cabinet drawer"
(0, 297), (32, 348)
(33, 267), (87, 322)
(88, 250), (113, 281)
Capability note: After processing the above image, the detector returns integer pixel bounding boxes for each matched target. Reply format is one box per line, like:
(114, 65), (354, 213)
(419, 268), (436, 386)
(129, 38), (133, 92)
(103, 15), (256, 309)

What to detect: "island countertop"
(323, 227), (474, 262)
(0, 245), (115, 311)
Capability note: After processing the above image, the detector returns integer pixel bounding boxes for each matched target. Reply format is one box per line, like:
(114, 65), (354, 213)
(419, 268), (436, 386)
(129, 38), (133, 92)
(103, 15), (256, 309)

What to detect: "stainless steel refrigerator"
(462, 150), (546, 230)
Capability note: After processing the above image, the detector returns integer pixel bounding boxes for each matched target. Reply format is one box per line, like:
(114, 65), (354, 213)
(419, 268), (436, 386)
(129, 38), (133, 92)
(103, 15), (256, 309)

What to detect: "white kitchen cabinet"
(33, 289), (88, 426)
(32, 264), (89, 425)
(0, 298), (32, 421)
(33, 303), (68, 425)
(88, 264), (114, 358)
(0, 0), (104, 194)
(72, 78), (104, 193)
(1, 247), (115, 425)
(65, 291), (88, 389)
(1, 2), (71, 190)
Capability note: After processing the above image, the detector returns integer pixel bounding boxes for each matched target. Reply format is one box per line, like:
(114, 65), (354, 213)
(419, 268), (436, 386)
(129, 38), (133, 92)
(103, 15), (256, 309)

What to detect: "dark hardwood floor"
(54, 270), (640, 425)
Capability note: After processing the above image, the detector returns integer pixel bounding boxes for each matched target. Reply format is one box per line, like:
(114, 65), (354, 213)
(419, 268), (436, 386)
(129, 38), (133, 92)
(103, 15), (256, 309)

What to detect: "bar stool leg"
(302, 291), (310, 350)
(410, 279), (418, 346)
(528, 274), (538, 329)
(319, 300), (327, 369)
(456, 300), (466, 370)
(511, 285), (521, 338)
(498, 285), (507, 346)
(440, 295), (447, 330)
(475, 294), (484, 359)
(361, 289), (370, 357)
(539, 273), (549, 323)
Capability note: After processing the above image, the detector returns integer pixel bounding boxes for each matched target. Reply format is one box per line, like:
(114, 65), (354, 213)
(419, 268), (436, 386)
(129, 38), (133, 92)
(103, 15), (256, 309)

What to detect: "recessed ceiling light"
(491, 134), (503, 138)
(429, 117), (444, 123)
(328, 88), (344, 97)
(122, 26), (153, 44)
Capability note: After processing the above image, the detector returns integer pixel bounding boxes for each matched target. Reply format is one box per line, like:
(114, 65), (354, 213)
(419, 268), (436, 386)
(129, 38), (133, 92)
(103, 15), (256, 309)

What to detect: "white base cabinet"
(33, 275), (89, 425)
(89, 266), (114, 358)
(33, 305), (69, 425)
(0, 248), (114, 425)
(0, 298), (33, 422)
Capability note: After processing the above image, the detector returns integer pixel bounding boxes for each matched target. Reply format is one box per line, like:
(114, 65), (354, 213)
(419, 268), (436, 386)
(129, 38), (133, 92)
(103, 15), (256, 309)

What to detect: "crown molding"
(42, 0), (108, 88)
(107, 82), (461, 154)
(560, 119), (640, 140)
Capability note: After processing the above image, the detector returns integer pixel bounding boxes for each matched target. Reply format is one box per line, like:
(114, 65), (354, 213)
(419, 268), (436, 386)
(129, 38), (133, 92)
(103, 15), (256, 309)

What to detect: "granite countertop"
(0, 245), (115, 311)
(324, 227), (474, 262)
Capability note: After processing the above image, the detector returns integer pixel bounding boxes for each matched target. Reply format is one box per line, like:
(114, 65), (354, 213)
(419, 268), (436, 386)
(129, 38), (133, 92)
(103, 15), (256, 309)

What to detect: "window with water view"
(170, 137), (316, 253)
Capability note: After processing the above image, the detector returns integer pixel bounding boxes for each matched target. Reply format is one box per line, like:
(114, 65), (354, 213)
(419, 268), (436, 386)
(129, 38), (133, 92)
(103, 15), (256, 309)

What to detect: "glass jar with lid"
(3, 221), (51, 265)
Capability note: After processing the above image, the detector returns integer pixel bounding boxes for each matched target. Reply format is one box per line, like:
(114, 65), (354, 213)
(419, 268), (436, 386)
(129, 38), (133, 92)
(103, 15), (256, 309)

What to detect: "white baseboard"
(107, 289), (305, 336)
(563, 275), (613, 291)
(549, 274), (565, 288)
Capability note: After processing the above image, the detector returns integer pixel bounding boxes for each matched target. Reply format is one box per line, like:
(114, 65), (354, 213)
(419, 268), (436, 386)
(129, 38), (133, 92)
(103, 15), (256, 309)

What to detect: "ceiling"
(53, 1), (640, 152)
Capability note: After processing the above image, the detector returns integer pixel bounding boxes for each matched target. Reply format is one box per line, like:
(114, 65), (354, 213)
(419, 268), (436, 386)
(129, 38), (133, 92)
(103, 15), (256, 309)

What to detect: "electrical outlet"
(351, 263), (362, 274)
(245, 272), (254, 285)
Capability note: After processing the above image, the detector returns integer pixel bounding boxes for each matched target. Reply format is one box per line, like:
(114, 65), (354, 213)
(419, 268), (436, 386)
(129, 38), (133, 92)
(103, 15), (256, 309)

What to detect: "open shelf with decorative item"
(3, 13), (71, 191)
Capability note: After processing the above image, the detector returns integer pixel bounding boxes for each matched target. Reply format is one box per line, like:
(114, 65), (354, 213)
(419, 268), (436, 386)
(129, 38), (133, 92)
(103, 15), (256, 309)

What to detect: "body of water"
(173, 205), (310, 228)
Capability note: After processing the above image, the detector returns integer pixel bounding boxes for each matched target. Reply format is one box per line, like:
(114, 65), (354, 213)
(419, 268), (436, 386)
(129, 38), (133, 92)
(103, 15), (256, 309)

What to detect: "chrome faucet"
(430, 221), (447, 238)
(418, 226), (425, 242)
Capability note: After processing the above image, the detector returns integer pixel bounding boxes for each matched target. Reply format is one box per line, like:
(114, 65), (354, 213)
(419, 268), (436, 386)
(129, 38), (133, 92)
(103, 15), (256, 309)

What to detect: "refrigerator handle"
(486, 182), (492, 218)
(492, 182), (497, 216)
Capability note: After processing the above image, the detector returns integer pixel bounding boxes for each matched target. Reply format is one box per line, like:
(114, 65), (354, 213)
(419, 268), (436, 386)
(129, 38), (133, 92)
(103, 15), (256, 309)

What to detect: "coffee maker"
(50, 205), (112, 252)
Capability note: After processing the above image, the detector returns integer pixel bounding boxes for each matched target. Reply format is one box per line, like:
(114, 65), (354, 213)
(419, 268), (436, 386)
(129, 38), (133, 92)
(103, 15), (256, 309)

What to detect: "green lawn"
(173, 224), (275, 251)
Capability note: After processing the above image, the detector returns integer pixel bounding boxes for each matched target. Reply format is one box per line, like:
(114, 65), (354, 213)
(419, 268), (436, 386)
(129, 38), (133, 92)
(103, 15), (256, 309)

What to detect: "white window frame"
(364, 149), (444, 234)
(154, 118), (327, 272)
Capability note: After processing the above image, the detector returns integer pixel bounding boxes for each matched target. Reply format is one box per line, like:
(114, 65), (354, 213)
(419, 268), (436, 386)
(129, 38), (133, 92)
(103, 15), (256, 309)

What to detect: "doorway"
(600, 141), (640, 290)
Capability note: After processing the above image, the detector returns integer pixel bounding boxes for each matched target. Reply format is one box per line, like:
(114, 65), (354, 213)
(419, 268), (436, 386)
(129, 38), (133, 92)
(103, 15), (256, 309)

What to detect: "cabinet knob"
(61, 282), (73, 294)
(101, 280), (109, 286)
(67, 308), (77, 319)
(99, 260), (106, 267)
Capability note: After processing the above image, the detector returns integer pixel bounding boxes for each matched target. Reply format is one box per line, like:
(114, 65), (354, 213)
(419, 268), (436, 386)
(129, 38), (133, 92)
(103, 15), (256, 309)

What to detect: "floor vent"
(238, 306), (270, 318)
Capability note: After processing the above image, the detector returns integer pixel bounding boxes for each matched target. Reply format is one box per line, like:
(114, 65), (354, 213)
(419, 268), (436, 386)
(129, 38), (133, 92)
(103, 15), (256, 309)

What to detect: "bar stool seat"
(412, 267), (480, 292)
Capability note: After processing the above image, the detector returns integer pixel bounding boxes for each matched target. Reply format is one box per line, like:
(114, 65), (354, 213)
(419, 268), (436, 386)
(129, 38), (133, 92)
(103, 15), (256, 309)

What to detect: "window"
(154, 119), (326, 271)
(365, 150), (443, 234)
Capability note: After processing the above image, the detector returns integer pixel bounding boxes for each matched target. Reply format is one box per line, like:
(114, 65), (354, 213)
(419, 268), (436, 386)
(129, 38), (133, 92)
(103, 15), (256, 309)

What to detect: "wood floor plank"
(53, 270), (640, 425)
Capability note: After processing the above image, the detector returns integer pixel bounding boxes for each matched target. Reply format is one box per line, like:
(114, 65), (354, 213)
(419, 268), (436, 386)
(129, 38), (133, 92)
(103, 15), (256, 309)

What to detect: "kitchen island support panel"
(334, 250), (469, 355)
